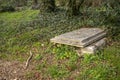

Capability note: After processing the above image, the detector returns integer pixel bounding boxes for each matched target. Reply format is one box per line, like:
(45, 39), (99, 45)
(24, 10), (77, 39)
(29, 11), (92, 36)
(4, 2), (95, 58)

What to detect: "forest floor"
(0, 60), (33, 80)
(0, 10), (120, 80)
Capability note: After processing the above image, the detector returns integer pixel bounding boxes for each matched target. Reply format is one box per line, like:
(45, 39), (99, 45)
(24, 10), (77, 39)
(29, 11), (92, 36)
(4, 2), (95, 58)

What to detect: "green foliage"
(66, 61), (77, 71)
(34, 54), (42, 60)
(36, 61), (46, 70)
(0, 53), (8, 59)
(0, 2), (120, 79)
(83, 54), (97, 63)
(55, 0), (67, 6)
(103, 45), (120, 79)
(39, 0), (56, 13)
(77, 62), (116, 80)
(66, 0), (84, 16)
(0, 10), (39, 21)
(47, 65), (69, 79)
(0, 10), (39, 56)
(0, 0), (15, 12)
(52, 45), (78, 60)
(25, 72), (34, 79)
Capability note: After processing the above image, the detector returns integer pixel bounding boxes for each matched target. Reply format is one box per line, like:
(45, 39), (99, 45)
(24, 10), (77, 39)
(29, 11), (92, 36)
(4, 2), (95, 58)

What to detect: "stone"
(81, 38), (106, 54)
(50, 28), (106, 47)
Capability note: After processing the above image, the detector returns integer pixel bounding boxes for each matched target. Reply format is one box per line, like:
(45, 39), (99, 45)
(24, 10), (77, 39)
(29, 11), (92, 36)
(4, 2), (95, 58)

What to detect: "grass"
(47, 65), (69, 79)
(0, 7), (120, 79)
(0, 10), (39, 22)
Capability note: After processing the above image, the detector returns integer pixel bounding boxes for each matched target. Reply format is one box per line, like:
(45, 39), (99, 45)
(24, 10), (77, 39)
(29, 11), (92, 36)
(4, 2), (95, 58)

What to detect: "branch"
(24, 51), (33, 69)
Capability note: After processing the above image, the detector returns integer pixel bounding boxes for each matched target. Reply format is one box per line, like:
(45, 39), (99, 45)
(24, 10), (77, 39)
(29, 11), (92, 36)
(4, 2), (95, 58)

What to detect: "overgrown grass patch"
(52, 45), (78, 60)
(0, 7), (120, 79)
(47, 65), (69, 79)
(0, 10), (39, 22)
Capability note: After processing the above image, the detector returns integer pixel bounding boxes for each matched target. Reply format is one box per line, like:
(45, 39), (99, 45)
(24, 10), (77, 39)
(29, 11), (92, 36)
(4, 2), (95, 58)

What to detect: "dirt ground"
(0, 60), (36, 80)
(0, 53), (55, 80)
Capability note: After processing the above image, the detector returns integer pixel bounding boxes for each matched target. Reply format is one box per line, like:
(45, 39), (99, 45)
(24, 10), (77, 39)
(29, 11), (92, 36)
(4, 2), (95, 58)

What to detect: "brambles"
(66, 0), (84, 16)
(0, 2), (15, 12)
(39, 0), (56, 13)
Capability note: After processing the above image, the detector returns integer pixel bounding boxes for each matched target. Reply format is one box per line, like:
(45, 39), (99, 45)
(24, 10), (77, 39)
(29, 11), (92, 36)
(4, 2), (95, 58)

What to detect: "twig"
(24, 51), (33, 69)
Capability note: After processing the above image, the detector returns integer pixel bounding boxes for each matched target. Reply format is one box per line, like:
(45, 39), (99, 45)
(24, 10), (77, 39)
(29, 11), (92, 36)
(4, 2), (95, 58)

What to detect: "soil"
(0, 60), (36, 80)
(0, 53), (81, 80)
(0, 53), (54, 80)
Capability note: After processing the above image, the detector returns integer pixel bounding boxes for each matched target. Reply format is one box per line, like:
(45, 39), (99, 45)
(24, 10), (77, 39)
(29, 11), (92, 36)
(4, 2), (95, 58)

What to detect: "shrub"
(0, 5), (15, 12)
(39, 0), (56, 13)
(55, 0), (67, 6)
(0, 1), (15, 12)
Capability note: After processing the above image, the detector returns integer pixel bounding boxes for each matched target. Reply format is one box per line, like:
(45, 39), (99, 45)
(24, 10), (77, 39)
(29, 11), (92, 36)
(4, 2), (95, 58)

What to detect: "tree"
(12, 0), (27, 7)
(32, 0), (39, 9)
(0, 0), (15, 12)
(66, 0), (84, 16)
(33, 0), (38, 5)
(39, 0), (56, 13)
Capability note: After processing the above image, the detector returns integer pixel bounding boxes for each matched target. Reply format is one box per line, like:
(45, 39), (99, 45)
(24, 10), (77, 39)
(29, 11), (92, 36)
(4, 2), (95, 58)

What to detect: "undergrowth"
(0, 5), (120, 79)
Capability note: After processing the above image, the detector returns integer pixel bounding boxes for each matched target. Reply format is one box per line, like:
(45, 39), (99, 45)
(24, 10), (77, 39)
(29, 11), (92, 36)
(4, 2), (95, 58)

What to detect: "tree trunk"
(66, 0), (84, 16)
(32, 0), (39, 9)
(40, 0), (56, 13)
(33, 0), (38, 5)
(14, 0), (27, 7)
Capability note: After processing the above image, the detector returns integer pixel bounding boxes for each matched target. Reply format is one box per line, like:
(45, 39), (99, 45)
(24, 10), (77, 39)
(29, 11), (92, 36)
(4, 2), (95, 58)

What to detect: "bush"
(0, 0), (15, 12)
(40, 0), (56, 13)
(0, 5), (15, 12)
(55, 0), (67, 6)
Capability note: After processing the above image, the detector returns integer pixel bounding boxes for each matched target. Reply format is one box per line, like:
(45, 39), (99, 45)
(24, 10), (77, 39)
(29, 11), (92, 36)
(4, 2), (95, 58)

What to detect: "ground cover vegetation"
(0, 0), (120, 80)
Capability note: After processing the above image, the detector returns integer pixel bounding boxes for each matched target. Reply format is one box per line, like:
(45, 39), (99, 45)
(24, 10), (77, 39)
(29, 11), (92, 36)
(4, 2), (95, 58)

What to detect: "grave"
(50, 28), (106, 54)
(81, 38), (106, 54)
